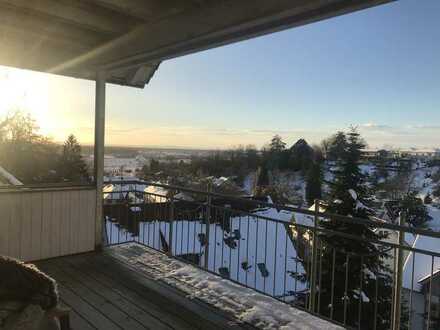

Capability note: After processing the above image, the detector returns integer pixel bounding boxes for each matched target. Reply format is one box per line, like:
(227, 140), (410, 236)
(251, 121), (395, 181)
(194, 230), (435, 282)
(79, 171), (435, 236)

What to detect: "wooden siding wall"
(0, 188), (96, 262)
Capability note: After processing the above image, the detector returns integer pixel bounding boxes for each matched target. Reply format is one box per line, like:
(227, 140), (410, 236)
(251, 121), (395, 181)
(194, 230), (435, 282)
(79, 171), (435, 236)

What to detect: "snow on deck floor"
(115, 243), (343, 330)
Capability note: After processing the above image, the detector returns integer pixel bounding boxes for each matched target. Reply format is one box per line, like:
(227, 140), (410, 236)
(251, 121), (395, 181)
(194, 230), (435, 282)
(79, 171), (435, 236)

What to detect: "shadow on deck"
(35, 244), (252, 330)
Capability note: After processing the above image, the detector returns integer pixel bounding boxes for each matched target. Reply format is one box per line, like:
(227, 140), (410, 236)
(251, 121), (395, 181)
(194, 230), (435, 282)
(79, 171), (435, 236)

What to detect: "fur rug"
(0, 256), (59, 329)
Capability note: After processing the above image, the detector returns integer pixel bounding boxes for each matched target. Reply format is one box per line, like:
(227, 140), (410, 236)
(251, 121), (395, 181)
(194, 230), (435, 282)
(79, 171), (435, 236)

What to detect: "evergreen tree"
(245, 145), (259, 169)
(400, 191), (432, 227)
(269, 134), (286, 152)
(267, 135), (286, 170)
(325, 131), (347, 161)
(58, 134), (89, 183)
(149, 158), (160, 172)
(305, 160), (322, 206)
(316, 128), (395, 329)
(255, 163), (270, 188)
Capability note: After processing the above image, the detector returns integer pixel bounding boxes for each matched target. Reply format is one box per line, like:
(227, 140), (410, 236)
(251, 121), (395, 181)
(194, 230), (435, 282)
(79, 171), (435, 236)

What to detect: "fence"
(103, 181), (440, 330)
(0, 185), (96, 261)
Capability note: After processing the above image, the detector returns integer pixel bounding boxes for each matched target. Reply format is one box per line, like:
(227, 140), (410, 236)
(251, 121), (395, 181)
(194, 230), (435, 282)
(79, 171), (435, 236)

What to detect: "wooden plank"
(78, 190), (89, 253)
(1, 188), (96, 261)
(88, 189), (97, 251)
(60, 254), (193, 329)
(69, 190), (80, 254)
(38, 263), (146, 330)
(60, 191), (71, 256)
(47, 258), (172, 330)
(20, 193), (33, 261)
(30, 193), (43, 260)
(55, 284), (120, 330)
(51, 191), (62, 258)
(0, 4), (107, 47)
(76, 252), (235, 329)
(41, 192), (52, 259)
(0, 0), (140, 35)
(90, 0), (191, 21)
(8, 193), (21, 259)
(81, 0), (393, 71)
(105, 246), (251, 329)
(62, 255), (194, 329)
(0, 193), (11, 256)
(59, 299), (97, 330)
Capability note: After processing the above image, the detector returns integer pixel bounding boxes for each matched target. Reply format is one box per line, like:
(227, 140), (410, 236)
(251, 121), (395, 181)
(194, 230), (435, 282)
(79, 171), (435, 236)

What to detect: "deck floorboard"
(35, 244), (250, 330)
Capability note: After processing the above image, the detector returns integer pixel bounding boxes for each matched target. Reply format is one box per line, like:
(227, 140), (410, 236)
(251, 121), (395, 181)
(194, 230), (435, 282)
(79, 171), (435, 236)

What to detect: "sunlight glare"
(0, 67), (53, 135)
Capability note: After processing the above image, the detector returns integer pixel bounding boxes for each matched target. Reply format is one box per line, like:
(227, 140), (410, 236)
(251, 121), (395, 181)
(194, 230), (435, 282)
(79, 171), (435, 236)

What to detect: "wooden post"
(94, 71), (106, 251)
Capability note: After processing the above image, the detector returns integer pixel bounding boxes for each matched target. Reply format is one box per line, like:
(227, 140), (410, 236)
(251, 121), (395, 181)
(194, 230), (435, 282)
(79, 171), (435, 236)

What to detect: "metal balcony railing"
(103, 181), (440, 330)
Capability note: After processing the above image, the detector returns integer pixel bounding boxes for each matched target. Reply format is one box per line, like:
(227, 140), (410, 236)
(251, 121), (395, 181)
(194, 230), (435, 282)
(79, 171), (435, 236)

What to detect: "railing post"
(168, 191), (175, 256)
(392, 212), (405, 330)
(94, 71), (106, 251)
(309, 199), (319, 312)
(204, 183), (212, 270)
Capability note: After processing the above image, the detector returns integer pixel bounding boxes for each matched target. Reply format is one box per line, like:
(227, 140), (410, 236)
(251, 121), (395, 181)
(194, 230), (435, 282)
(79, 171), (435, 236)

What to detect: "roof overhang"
(0, 0), (395, 88)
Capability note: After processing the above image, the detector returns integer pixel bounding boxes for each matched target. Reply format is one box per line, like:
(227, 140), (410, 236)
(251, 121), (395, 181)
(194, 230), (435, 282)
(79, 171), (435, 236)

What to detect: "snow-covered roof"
(426, 206), (440, 231)
(253, 206), (295, 223)
(104, 175), (142, 183)
(0, 166), (23, 186)
(401, 206), (440, 290)
(174, 192), (194, 202)
(403, 234), (440, 292)
(145, 184), (168, 197)
(212, 176), (229, 186)
(103, 180), (147, 203)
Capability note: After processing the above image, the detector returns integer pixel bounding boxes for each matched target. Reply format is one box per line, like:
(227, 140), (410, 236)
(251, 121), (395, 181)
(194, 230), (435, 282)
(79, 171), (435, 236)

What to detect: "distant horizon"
(76, 141), (440, 153)
(1, 0), (439, 150)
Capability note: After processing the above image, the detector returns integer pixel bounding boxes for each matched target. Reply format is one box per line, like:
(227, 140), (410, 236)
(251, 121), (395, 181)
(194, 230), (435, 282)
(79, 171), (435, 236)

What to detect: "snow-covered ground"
(114, 243), (342, 330)
(243, 172), (256, 195)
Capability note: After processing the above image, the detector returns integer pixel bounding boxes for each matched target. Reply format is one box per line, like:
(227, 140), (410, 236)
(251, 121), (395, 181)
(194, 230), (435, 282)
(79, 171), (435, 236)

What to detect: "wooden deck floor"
(35, 244), (252, 330)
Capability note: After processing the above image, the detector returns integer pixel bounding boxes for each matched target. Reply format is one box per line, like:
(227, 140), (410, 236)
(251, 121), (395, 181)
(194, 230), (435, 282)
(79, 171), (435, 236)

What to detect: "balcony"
(0, 0), (404, 329)
(3, 180), (439, 329)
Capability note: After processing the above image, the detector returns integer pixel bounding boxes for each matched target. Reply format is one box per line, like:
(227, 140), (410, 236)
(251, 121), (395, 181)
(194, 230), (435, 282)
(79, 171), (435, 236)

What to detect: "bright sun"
(0, 67), (52, 134)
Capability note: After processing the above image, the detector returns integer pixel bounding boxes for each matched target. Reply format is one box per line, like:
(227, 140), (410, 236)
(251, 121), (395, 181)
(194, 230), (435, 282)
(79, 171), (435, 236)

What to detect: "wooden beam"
(0, 0), (393, 88)
(0, 4), (107, 47)
(89, 0), (195, 21)
(52, 0), (394, 74)
(0, 37), (85, 72)
(0, 0), (141, 35)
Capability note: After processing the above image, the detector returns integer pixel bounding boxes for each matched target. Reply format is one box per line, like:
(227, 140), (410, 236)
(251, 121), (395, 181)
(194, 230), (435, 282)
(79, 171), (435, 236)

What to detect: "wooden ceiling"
(0, 0), (394, 88)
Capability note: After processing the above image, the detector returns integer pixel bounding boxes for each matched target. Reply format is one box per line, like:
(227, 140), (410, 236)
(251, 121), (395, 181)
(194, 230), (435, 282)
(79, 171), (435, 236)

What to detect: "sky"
(0, 0), (439, 150)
